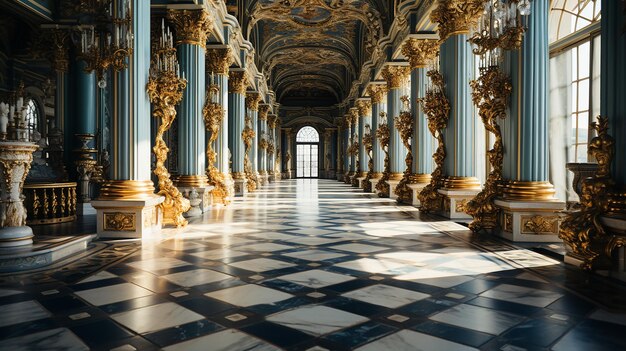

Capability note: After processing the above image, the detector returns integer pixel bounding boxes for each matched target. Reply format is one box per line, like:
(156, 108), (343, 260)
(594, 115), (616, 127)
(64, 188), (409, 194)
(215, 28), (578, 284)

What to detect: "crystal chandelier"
(470, 0), (532, 68)
(76, 0), (134, 88)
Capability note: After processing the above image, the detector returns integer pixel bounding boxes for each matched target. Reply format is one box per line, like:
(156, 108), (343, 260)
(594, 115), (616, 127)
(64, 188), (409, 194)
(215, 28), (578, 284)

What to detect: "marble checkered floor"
(1, 180), (626, 350)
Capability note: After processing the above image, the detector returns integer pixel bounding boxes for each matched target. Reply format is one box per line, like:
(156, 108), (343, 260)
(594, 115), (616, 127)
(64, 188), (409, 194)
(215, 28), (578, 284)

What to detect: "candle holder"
(147, 21), (189, 227)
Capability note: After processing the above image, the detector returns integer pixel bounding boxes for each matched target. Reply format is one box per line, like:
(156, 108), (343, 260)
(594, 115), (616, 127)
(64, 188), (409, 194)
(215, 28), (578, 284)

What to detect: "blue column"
(257, 101), (268, 179)
(357, 100), (371, 176)
(349, 109), (358, 175)
(382, 66), (410, 176)
(367, 84), (387, 176)
(75, 60), (96, 136)
(343, 117), (351, 176)
(57, 70), (71, 164)
(412, 67), (434, 175)
(440, 34), (480, 188)
(228, 71), (247, 179)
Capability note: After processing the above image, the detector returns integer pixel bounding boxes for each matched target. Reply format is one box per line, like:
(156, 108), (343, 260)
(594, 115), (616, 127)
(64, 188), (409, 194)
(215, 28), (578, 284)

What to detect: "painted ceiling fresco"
(242, 0), (392, 107)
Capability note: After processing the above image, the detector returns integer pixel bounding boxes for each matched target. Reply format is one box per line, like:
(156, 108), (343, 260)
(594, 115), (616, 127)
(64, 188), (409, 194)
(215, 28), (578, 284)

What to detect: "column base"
(232, 174), (247, 197)
(356, 176), (367, 189)
(407, 182), (429, 206)
(91, 196), (164, 239)
(336, 172), (344, 181)
(494, 199), (565, 242)
(371, 175), (383, 195)
(268, 174), (276, 182)
(178, 186), (214, 215)
(386, 177), (403, 200)
(258, 172), (269, 186)
(327, 170), (335, 179)
(0, 226), (34, 247)
(76, 202), (97, 216)
(437, 188), (481, 219)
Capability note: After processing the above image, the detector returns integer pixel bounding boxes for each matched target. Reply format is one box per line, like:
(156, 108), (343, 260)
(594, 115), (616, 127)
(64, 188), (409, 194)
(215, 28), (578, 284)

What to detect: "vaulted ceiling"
(232, 0), (394, 107)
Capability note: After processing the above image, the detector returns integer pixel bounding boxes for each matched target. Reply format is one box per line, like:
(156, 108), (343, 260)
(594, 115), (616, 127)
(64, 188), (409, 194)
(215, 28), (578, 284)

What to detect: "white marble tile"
(0, 328), (89, 351)
(229, 258), (295, 272)
(480, 284), (562, 307)
(342, 284), (430, 308)
(157, 240), (206, 251)
(162, 268), (233, 287)
(236, 243), (294, 252)
(0, 300), (51, 327)
(267, 305), (368, 336)
(163, 329), (279, 351)
(125, 257), (191, 273)
(202, 236), (256, 246)
(288, 228), (337, 236)
(284, 236), (339, 246)
(205, 284), (293, 307)
(330, 243), (389, 253)
(394, 269), (474, 288)
(77, 271), (118, 283)
(248, 232), (299, 241)
(277, 269), (355, 288)
(355, 329), (478, 351)
(282, 249), (346, 261)
(334, 258), (408, 274)
(112, 302), (204, 334)
(430, 304), (524, 335)
(0, 289), (24, 298)
(75, 283), (154, 306)
(189, 249), (249, 260)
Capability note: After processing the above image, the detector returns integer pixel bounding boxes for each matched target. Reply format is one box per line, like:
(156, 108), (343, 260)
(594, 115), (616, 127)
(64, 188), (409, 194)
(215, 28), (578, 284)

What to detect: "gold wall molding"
(206, 47), (233, 75)
(522, 215), (559, 234)
(99, 180), (157, 200)
(381, 66), (411, 89)
(401, 39), (440, 69)
(167, 9), (213, 48)
(228, 71), (248, 94)
(431, 0), (485, 41)
(366, 84), (388, 104)
(417, 70), (450, 212)
(246, 93), (262, 112)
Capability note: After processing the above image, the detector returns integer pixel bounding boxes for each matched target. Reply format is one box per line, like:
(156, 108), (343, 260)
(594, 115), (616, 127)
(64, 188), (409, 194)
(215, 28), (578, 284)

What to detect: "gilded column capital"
(401, 39), (440, 69)
(366, 84), (388, 104)
(50, 29), (70, 72)
(381, 65), (411, 89)
(431, 0), (485, 41)
(167, 9), (213, 48)
(268, 115), (277, 129)
(228, 71), (248, 94)
(206, 47), (233, 75)
(349, 108), (359, 124)
(257, 104), (270, 120)
(246, 93), (262, 111)
(356, 100), (372, 117)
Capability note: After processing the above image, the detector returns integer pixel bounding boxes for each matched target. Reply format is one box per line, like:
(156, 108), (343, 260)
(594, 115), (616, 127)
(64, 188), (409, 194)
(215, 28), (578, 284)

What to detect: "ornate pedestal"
(437, 188), (480, 219)
(0, 141), (38, 246)
(407, 181), (430, 206)
(386, 174), (403, 200)
(177, 186), (214, 213)
(356, 176), (367, 189)
(566, 162), (598, 208)
(495, 199), (564, 242)
(371, 175), (383, 195)
(232, 174), (247, 197)
(336, 172), (344, 181)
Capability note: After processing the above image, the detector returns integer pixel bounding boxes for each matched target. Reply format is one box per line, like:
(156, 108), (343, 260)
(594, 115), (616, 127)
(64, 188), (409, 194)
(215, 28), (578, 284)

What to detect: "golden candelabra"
(417, 70), (450, 212)
(242, 115), (258, 192)
(465, 67), (512, 232)
(559, 116), (626, 270)
(147, 27), (189, 227)
(203, 81), (230, 205)
(362, 125), (374, 192)
(394, 95), (414, 203)
(375, 112), (391, 197)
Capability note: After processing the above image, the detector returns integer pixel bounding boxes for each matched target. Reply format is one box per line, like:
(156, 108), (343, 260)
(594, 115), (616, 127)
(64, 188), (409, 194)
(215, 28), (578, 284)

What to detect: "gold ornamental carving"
(206, 47), (233, 75)
(362, 125), (374, 192)
(356, 100), (372, 117)
(228, 71), (248, 94)
(103, 212), (135, 231)
(465, 67), (512, 232)
(393, 96), (414, 203)
(375, 112), (391, 197)
(417, 69), (450, 213)
(503, 213), (513, 232)
(522, 215), (559, 234)
(203, 83), (230, 205)
(560, 116), (626, 270)
(431, 0), (486, 41)
(258, 104), (270, 120)
(367, 84), (388, 104)
(247, 93), (262, 112)
(242, 115), (258, 192)
(146, 61), (191, 228)
(167, 10), (213, 48)
(381, 66), (411, 89)
(401, 39), (440, 69)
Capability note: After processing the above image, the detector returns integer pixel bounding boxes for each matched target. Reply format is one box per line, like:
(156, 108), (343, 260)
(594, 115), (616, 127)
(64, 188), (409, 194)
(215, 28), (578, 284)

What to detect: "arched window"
(550, 0), (601, 43)
(25, 98), (39, 134)
(296, 126), (319, 143)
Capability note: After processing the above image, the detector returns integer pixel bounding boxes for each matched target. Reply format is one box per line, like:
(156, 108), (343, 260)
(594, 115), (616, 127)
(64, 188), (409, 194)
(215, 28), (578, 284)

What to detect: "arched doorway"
(296, 126), (319, 178)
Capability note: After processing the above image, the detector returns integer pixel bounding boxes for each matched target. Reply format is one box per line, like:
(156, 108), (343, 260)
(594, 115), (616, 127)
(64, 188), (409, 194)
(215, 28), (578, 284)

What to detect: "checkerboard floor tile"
(2, 180), (625, 350)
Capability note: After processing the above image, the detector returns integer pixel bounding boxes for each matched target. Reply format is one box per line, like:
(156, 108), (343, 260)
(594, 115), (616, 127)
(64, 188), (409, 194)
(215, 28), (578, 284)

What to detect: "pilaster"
(366, 83), (387, 191)
(255, 98), (269, 186)
(356, 99), (371, 188)
(228, 70), (248, 196)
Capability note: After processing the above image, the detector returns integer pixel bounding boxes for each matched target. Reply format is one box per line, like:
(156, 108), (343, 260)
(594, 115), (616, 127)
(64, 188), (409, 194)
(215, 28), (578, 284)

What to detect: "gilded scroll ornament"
(167, 9), (213, 48)
(465, 67), (511, 232)
(393, 95), (414, 203)
(401, 39), (440, 69)
(146, 44), (190, 227)
(362, 125), (374, 192)
(417, 70), (450, 212)
(229, 71), (248, 94)
(381, 66), (410, 89)
(242, 115), (258, 192)
(103, 212), (135, 231)
(366, 84), (388, 104)
(559, 116), (626, 270)
(206, 47), (233, 75)
(375, 112), (391, 197)
(203, 83), (230, 205)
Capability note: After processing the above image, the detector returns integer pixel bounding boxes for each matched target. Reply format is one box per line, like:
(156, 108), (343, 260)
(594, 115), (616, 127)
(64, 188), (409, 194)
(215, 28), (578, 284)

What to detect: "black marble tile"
(240, 321), (315, 348)
(324, 320), (397, 348)
(99, 295), (167, 314)
(323, 297), (389, 317)
(69, 277), (127, 292)
(501, 317), (572, 348)
(384, 279), (444, 295)
(261, 279), (314, 294)
(547, 294), (597, 316)
(453, 278), (500, 294)
(324, 278), (374, 293)
(552, 319), (626, 351)
(0, 318), (59, 340)
(399, 298), (460, 318)
(190, 277), (246, 293)
(466, 296), (541, 317)
(39, 295), (88, 314)
(70, 319), (133, 348)
(245, 296), (311, 315)
(178, 297), (237, 317)
(412, 320), (494, 347)
(143, 319), (223, 347)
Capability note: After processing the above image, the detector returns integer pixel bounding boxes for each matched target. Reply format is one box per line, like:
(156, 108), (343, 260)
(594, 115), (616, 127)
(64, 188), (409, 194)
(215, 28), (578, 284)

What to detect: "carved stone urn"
(0, 141), (38, 246)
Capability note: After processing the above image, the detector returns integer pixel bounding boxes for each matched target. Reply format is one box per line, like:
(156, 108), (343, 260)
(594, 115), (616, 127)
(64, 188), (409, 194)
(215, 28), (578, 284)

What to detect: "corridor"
(0, 180), (625, 350)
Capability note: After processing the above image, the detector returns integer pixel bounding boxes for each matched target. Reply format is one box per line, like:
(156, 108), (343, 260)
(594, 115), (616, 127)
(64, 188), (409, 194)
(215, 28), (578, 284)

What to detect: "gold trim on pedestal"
(500, 181), (557, 201)
(98, 180), (158, 200)
(443, 176), (482, 190)
(174, 175), (210, 189)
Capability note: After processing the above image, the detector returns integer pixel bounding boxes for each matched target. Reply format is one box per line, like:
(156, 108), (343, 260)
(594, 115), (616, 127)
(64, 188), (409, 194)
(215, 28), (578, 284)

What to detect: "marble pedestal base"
(371, 176), (383, 196)
(178, 186), (214, 214)
(259, 174), (269, 186)
(386, 179), (402, 200)
(0, 226), (34, 247)
(76, 202), (97, 216)
(326, 170), (335, 179)
(0, 234), (95, 272)
(91, 196), (164, 239)
(438, 189), (481, 219)
(356, 176), (366, 188)
(336, 172), (344, 181)
(233, 178), (247, 197)
(494, 199), (565, 242)
(407, 182), (429, 206)
(268, 174), (276, 182)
